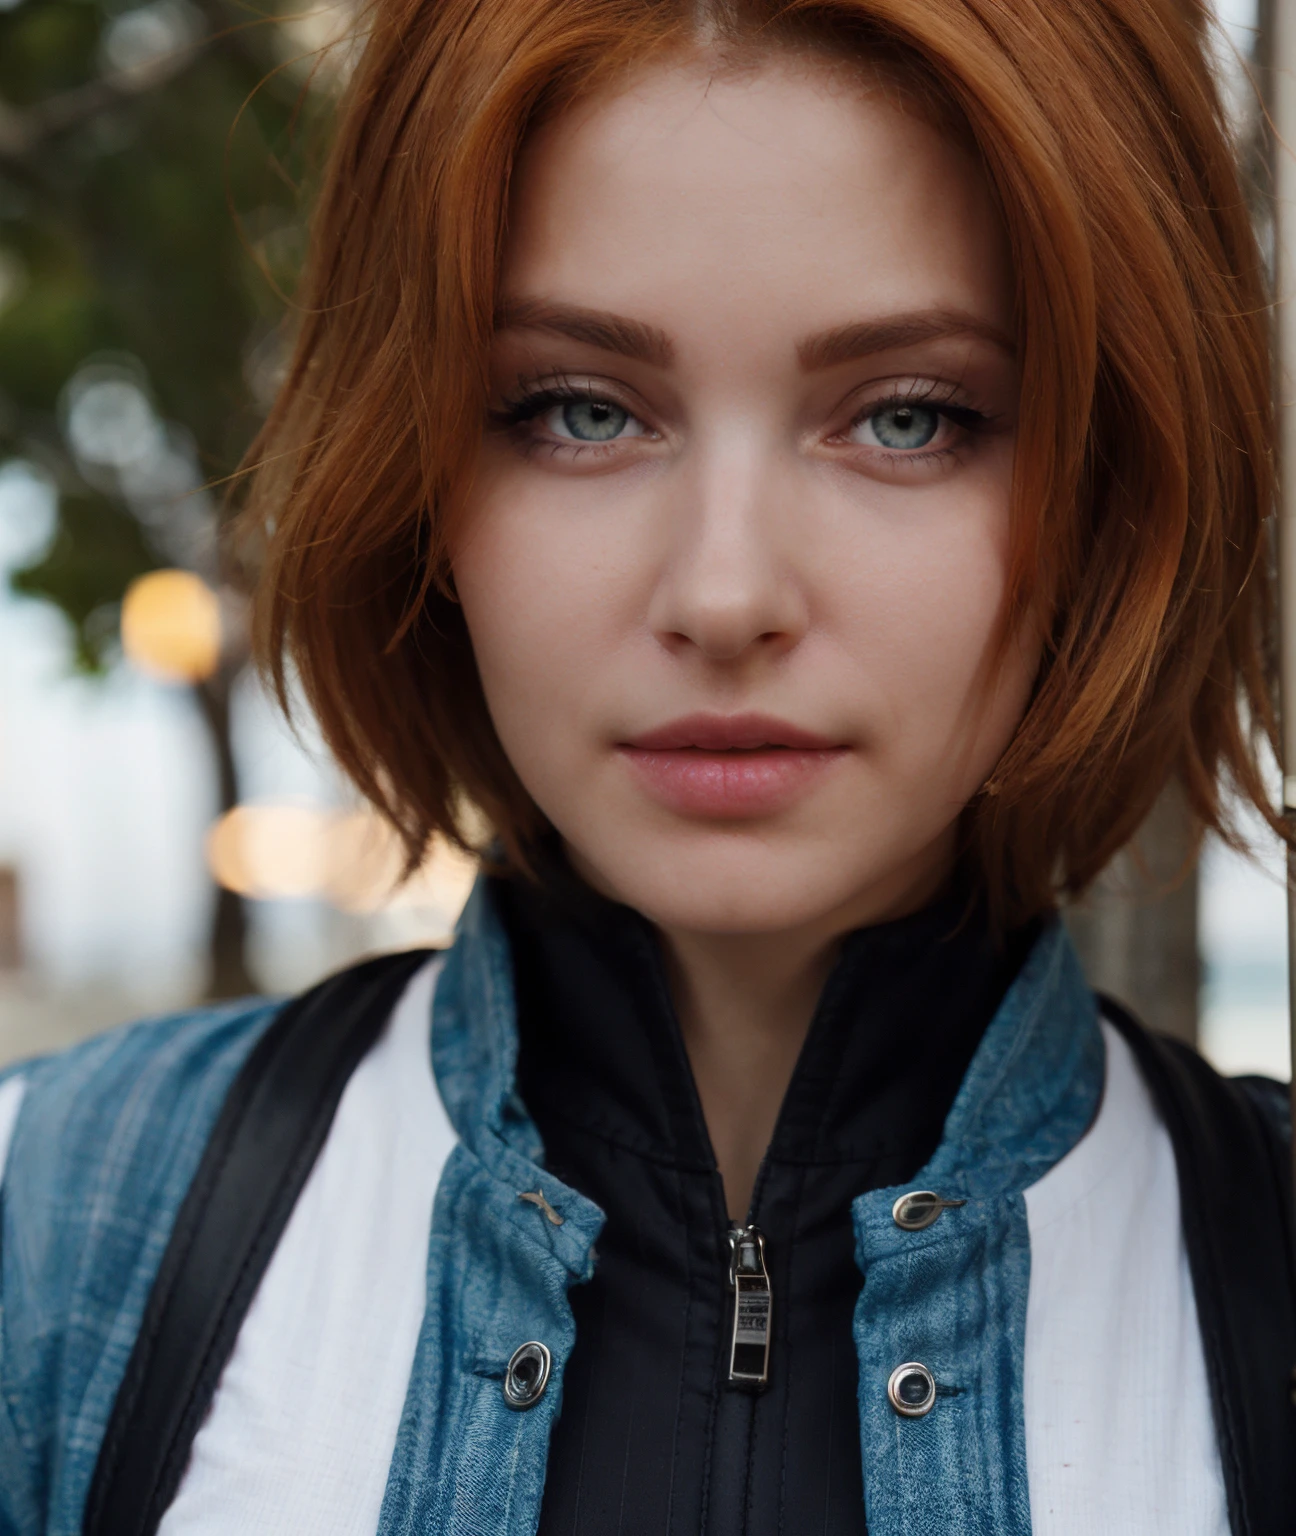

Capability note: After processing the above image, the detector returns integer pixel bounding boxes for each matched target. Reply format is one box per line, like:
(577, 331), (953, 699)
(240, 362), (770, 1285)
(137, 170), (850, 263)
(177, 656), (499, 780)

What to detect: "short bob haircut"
(242, 0), (1283, 927)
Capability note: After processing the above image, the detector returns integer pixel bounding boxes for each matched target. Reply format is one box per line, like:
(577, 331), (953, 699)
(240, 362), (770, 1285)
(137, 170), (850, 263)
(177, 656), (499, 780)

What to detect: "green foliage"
(0, 0), (101, 104)
(0, 224), (111, 409)
(0, 0), (331, 636)
(11, 490), (155, 669)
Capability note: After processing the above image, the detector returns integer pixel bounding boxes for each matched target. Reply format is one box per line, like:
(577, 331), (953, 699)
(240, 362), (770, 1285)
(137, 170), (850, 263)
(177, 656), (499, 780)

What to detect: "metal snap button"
(891, 1190), (966, 1231)
(887, 1361), (937, 1418)
(503, 1341), (552, 1410)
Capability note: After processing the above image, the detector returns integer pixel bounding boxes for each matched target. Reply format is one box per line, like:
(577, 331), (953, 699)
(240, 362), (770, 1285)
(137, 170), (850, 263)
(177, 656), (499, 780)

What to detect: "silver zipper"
(727, 1225), (772, 1387)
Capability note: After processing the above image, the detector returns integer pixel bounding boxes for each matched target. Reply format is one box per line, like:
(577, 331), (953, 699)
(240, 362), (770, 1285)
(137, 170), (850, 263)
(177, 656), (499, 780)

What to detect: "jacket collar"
(431, 876), (605, 1279)
(907, 915), (1102, 1201)
(434, 877), (1099, 1255)
(846, 917), (1103, 1536)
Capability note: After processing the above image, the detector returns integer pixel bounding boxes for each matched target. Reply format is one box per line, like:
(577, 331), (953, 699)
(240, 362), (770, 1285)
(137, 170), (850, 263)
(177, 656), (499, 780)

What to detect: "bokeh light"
(206, 802), (479, 933)
(207, 804), (330, 901)
(63, 367), (163, 471)
(276, 0), (363, 86)
(0, 461), (57, 572)
(99, 0), (202, 89)
(60, 358), (219, 576)
(120, 569), (222, 683)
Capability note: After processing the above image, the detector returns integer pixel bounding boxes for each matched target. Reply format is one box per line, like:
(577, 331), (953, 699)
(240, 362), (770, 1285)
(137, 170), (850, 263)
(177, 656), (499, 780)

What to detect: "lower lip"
(618, 747), (847, 818)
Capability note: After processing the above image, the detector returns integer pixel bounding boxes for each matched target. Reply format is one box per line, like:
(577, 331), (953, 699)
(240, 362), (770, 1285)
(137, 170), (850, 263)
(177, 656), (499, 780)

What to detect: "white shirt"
(0, 966), (1227, 1534)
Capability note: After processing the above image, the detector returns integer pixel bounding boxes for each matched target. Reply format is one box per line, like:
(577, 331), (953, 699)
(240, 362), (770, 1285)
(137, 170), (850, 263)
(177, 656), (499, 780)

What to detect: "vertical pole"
(1272, 0), (1296, 1174)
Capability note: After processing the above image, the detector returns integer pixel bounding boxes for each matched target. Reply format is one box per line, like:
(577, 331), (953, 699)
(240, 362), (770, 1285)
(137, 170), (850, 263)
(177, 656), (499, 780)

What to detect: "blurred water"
(1199, 826), (1291, 1081)
(0, 564), (441, 1063)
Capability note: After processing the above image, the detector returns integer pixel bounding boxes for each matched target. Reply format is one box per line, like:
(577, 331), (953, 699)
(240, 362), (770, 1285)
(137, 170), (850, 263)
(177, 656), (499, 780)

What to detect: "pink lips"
(617, 712), (848, 819)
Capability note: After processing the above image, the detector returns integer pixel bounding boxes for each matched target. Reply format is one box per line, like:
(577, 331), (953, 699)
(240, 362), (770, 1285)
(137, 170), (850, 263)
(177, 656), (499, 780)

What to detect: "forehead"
(503, 55), (1013, 347)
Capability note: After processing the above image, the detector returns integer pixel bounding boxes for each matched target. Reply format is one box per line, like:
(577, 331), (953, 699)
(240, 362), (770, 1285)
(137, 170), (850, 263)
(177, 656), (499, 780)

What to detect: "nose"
(646, 442), (809, 664)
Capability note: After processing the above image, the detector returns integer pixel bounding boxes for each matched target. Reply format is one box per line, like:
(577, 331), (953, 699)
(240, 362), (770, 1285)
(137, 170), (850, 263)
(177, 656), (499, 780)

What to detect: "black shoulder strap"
(1100, 998), (1296, 1536)
(82, 947), (435, 1536)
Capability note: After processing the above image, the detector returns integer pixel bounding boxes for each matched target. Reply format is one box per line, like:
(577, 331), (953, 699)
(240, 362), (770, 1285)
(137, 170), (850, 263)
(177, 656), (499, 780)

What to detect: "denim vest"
(0, 884), (1102, 1536)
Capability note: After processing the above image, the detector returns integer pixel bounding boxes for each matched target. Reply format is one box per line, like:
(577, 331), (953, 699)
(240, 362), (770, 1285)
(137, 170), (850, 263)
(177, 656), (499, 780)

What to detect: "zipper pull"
(727, 1225), (772, 1388)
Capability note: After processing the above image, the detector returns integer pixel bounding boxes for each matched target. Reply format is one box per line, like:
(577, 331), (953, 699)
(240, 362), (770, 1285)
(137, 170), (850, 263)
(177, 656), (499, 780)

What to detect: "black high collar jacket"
(499, 865), (1032, 1536)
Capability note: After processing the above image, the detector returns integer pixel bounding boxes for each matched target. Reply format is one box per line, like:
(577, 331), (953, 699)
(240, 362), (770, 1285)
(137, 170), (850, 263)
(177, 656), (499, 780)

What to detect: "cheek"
(829, 489), (1034, 786)
(451, 487), (626, 751)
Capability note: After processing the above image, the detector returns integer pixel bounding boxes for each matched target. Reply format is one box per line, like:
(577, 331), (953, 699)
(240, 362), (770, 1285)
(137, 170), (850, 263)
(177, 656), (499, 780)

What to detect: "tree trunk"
(194, 670), (255, 998)
(1064, 784), (1199, 1046)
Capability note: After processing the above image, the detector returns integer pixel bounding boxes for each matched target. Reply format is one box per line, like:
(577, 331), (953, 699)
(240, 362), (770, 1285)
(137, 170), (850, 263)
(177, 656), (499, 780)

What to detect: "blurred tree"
(1064, 785), (1200, 1046)
(0, 0), (339, 994)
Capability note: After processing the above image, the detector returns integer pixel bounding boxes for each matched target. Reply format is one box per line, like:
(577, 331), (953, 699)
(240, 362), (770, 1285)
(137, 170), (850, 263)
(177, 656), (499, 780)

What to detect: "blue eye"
(494, 385), (651, 447)
(865, 404), (940, 450)
(559, 400), (631, 441)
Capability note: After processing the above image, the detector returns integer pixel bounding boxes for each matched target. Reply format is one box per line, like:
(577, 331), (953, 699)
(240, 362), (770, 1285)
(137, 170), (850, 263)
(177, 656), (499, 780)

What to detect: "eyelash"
(839, 385), (992, 464)
(491, 376), (994, 462)
(493, 377), (618, 428)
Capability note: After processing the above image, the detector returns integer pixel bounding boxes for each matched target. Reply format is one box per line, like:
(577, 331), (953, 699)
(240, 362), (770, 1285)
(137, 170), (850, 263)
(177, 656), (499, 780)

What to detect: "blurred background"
(0, 0), (1289, 1076)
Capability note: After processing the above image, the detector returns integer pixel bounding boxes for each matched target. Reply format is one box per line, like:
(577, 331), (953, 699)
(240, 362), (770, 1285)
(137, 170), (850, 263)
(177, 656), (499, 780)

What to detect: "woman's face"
(454, 54), (1033, 939)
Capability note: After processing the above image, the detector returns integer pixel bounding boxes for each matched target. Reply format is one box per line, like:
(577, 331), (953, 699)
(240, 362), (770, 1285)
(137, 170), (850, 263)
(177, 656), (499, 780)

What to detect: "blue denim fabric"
(376, 881), (604, 1536)
(0, 1000), (281, 1536)
(0, 884), (1102, 1536)
(851, 924), (1103, 1535)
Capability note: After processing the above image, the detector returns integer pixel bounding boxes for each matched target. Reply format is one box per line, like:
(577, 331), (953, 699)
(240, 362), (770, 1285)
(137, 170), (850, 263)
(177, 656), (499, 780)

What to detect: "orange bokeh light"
(120, 569), (222, 683)
(206, 801), (479, 928)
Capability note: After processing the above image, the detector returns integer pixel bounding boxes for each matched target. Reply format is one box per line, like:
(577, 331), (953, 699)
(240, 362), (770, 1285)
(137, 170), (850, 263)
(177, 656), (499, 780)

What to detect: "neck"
(660, 859), (955, 1220)
(662, 926), (838, 1219)
(561, 833), (958, 1220)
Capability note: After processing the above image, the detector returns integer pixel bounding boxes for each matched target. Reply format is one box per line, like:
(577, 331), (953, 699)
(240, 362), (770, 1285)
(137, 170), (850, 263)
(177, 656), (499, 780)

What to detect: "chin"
(561, 819), (926, 939)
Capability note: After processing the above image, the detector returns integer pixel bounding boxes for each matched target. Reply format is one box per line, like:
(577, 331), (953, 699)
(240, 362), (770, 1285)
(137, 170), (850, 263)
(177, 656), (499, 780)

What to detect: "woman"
(0, 1), (1291, 1533)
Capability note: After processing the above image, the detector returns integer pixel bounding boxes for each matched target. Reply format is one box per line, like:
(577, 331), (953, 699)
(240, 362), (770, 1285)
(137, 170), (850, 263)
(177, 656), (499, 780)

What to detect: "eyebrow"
(493, 299), (675, 367)
(796, 310), (1016, 371)
(493, 299), (1013, 371)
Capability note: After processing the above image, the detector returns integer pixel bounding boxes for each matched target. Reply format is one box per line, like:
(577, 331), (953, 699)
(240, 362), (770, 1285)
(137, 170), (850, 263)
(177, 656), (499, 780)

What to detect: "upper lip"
(621, 712), (843, 752)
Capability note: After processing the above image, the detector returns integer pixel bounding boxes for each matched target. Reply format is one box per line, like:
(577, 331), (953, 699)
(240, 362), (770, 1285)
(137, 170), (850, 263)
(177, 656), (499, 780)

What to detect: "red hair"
(240, 0), (1282, 923)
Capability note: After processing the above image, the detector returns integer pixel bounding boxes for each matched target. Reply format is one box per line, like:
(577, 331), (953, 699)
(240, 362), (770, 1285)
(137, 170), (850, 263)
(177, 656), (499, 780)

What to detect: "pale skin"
(453, 53), (1038, 1219)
